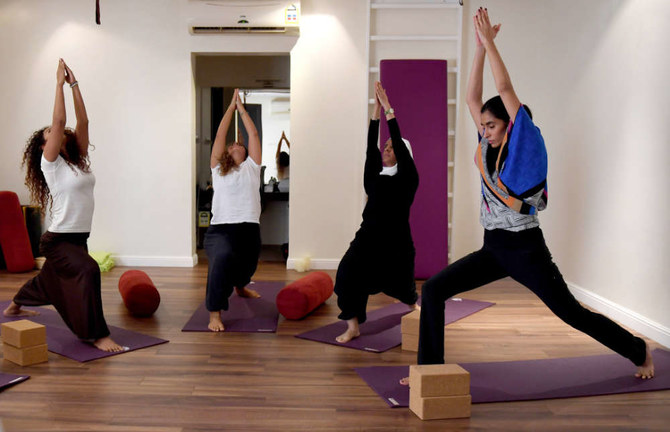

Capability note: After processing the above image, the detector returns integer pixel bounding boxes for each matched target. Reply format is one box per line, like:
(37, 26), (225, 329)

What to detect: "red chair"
(0, 191), (35, 273)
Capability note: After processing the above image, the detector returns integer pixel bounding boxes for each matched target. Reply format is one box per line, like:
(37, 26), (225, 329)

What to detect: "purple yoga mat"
(380, 60), (449, 279)
(295, 298), (494, 353)
(355, 349), (670, 407)
(181, 281), (284, 332)
(0, 373), (29, 391)
(0, 301), (168, 363)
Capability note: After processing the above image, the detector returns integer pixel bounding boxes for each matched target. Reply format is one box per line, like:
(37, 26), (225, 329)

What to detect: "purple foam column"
(379, 60), (448, 278)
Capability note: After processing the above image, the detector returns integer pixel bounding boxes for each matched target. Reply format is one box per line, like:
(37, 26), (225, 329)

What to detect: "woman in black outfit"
(335, 81), (419, 343)
(407, 8), (654, 382)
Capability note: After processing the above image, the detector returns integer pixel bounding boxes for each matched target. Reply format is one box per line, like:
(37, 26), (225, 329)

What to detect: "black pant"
(418, 228), (646, 366)
(335, 236), (418, 324)
(204, 223), (261, 312)
(14, 232), (110, 341)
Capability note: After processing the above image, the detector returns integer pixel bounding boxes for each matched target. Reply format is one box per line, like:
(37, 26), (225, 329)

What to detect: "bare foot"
(3, 301), (40, 317)
(635, 343), (654, 379)
(335, 318), (360, 343)
(235, 286), (261, 298)
(208, 311), (225, 332)
(335, 328), (360, 343)
(93, 336), (126, 352)
(399, 377), (410, 386)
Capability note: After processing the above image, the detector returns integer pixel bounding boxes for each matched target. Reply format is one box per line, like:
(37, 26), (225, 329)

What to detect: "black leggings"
(418, 227), (646, 366)
(204, 223), (261, 312)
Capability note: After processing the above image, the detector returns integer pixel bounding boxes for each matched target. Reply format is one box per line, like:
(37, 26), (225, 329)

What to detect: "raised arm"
(236, 92), (261, 165)
(275, 131), (290, 159)
(364, 92), (382, 194)
(43, 59), (67, 163)
(375, 82), (418, 184)
(387, 117), (417, 187)
(210, 89), (237, 169)
(466, 15), (500, 134)
(62, 60), (89, 157)
(475, 8), (521, 122)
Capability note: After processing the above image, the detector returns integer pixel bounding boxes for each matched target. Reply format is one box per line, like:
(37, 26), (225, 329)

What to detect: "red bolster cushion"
(118, 270), (160, 317)
(0, 191), (34, 273)
(276, 271), (333, 320)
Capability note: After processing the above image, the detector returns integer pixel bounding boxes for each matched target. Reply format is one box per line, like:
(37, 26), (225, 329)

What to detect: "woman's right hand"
(474, 8), (501, 48)
(235, 91), (246, 113)
(228, 88), (239, 111)
(62, 60), (77, 85)
(372, 93), (381, 120)
(474, 9), (500, 48)
(57, 59), (66, 86)
(375, 81), (391, 111)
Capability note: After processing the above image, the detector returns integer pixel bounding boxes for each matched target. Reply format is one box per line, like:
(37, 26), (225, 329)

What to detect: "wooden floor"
(0, 259), (667, 431)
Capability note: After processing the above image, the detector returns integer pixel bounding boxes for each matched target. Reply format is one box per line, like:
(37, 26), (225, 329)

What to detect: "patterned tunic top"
(478, 137), (544, 232)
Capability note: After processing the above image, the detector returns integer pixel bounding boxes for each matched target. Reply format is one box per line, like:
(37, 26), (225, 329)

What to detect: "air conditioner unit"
(187, 1), (300, 36)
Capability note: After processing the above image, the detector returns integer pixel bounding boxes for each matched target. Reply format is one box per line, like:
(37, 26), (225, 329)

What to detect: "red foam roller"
(118, 270), (160, 317)
(0, 191), (35, 273)
(276, 271), (333, 320)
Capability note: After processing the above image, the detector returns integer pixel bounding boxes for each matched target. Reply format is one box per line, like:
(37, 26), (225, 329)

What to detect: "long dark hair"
(481, 95), (533, 123)
(22, 127), (91, 213)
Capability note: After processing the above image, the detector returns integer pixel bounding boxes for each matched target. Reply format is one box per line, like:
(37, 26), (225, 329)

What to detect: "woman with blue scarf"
(409, 8), (653, 382)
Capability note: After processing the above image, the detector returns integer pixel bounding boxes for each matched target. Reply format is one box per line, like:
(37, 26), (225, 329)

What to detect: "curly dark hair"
(22, 126), (91, 213)
(218, 143), (248, 176)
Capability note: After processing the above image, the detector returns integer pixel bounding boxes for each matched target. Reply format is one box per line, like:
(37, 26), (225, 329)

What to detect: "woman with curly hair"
(205, 89), (263, 332)
(3, 59), (124, 352)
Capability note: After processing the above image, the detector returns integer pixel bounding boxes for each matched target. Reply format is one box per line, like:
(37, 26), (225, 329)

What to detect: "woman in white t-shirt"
(4, 59), (124, 352)
(205, 89), (263, 332)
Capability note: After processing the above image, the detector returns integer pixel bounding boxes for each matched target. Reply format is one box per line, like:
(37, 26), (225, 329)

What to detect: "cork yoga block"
(1, 320), (46, 348)
(400, 309), (420, 335)
(402, 333), (419, 352)
(3, 343), (48, 366)
(409, 364), (470, 398)
(409, 393), (472, 420)
(401, 329), (449, 353)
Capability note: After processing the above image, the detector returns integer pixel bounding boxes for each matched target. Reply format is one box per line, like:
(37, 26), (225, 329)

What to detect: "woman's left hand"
(235, 91), (246, 113)
(474, 8), (500, 46)
(375, 81), (391, 110)
(62, 60), (76, 85)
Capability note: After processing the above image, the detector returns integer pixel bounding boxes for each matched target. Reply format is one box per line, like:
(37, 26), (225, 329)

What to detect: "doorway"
(194, 54), (291, 263)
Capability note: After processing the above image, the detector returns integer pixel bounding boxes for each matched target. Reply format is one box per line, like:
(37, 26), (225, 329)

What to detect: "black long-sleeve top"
(357, 118), (419, 246)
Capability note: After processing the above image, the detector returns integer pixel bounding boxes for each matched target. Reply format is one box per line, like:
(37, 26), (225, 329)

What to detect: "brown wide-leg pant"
(13, 231), (110, 340)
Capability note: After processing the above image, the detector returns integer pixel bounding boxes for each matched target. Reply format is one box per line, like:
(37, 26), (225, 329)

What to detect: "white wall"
(452, 0), (669, 344)
(288, 0), (369, 269)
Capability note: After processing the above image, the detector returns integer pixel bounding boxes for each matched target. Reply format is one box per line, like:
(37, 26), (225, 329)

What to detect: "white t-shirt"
(211, 157), (261, 224)
(41, 155), (95, 233)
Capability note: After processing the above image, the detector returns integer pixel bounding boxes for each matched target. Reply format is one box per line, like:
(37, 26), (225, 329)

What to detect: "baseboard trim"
(113, 254), (197, 268)
(568, 282), (670, 349)
(286, 258), (340, 270)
